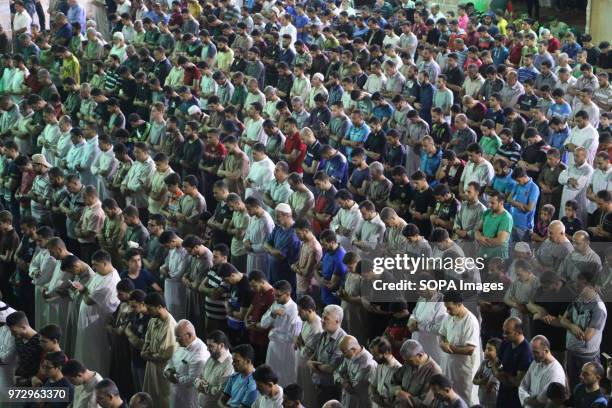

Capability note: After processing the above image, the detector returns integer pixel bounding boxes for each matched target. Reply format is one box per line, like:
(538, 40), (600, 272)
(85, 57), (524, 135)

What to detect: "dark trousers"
(527, 0), (540, 19)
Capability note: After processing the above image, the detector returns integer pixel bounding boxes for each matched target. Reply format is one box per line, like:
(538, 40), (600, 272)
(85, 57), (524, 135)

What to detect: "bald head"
(175, 320), (196, 347)
(339, 335), (361, 359)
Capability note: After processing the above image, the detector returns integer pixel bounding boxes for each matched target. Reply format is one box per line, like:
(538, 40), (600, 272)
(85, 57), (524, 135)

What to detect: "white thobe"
(74, 269), (121, 377)
(409, 293), (448, 364)
(122, 157), (155, 209)
(252, 387), (284, 408)
(71, 371), (103, 408)
(295, 316), (322, 408)
(242, 118), (267, 160)
(559, 162), (594, 224)
(244, 212), (275, 276)
(65, 141), (86, 173)
(163, 247), (189, 320)
(353, 215), (386, 259)
(518, 359), (566, 407)
(80, 136), (101, 187)
(330, 203), (363, 249)
(45, 259), (74, 341)
(438, 310), (482, 407)
(245, 157), (275, 201)
(40, 123), (61, 166)
(55, 131), (73, 169)
(587, 167), (612, 214)
(90, 148), (118, 199)
(261, 300), (302, 387)
(565, 124), (599, 166)
(334, 348), (377, 408)
(28, 247), (57, 330)
(165, 338), (210, 408)
(0, 325), (17, 393)
(369, 358), (402, 408)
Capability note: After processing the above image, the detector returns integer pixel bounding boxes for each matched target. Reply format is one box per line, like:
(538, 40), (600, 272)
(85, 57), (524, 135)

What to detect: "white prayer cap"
(0, 303), (16, 323)
(514, 242), (532, 253)
(312, 73), (324, 82)
(275, 203), (292, 214)
(113, 31), (124, 41)
(187, 105), (202, 115)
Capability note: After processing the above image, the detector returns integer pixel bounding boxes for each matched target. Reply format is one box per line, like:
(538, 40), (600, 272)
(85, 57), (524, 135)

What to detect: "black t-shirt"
(517, 93), (539, 113)
(386, 144), (407, 167)
(363, 130), (387, 163)
(573, 384), (608, 408)
(530, 286), (572, 351)
(522, 140), (549, 179)
(304, 140), (323, 185)
(412, 187), (435, 214)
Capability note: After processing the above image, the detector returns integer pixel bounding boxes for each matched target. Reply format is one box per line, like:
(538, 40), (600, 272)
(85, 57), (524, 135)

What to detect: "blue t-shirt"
(492, 172), (517, 210)
(320, 246), (347, 306)
(223, 372), (258, 408)
(509, 178), (540, 230)
(323, 153), (349, 188)
(120, 269), (161, 293)
(547, 102), (572, 121)
(419, 148), (442, 180)
(497, 339), (533, 406)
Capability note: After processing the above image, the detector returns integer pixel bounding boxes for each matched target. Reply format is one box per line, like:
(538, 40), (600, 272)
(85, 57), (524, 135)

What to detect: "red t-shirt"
(248, 288), (275, 346)
(283, 132), (307, 173)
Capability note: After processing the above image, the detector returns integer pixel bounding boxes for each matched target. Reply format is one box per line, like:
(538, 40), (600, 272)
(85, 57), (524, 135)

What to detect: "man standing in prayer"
(195, 330), (234, 407)
(334, 335), (377, 408)
(243, 197), (275, 278)
(44, 237), (75, 343)
(438, 290), (481, 407)
(164, 320), (209, 408)
(28, 226), (56, 330)
(159, 230), (189, 321)
(142, 292), (177, 408)
(62, 359), (103, 408)
(121, 142), (155, 224)
(75, 186), (105, 263)
(264, 203), (301, 292)
(518, 335), (566, 407)
(72, 250), (121, 377)
(259, 280), (302, 387)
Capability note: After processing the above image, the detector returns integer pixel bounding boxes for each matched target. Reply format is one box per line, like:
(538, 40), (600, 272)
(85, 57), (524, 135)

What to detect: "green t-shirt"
(479, 208), (513, 260)
(480, 135), (502, 157)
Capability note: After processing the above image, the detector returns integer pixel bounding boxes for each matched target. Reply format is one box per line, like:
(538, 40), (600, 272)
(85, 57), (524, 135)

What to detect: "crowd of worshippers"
(0, 0), (612, 407)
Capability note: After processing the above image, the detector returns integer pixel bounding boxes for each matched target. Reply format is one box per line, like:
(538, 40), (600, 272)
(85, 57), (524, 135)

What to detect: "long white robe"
(0, 324), (17, 394)
(330, 203), (363, 249)
(245, 157), (275, 201)
(40, 123), (61, 166)
(90, 148), (118, 200)
(261, 299), (302, 387)
(559, 162), (594, 224)
(587, 167), (612, 214)
(565, 124), (599, 166)
(244, 211), (275, 276)
(163, 247), (189, 321)
(165, 338), (210, 408)
(438, 310), (482, 407)
(28, 247), (57, 330)
(80, 136), (101, 187)
(409, 293), (448, 364)
(295, 316), (322, 408)
(74, 269), (121, 377)
(71, 371), (103, 408)
(45, 259), (74, 343)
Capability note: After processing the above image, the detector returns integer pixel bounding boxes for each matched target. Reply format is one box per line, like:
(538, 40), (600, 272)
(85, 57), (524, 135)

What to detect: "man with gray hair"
(389, 339), (441, 406)
(518, 335), (566, 408)
(558, 231), (602, 289)
(95, 378), (126, 408)
(334, 335), (377, 408)
(367, 162), (392, 210)
(534, 220), (574, 272)
(306, 304), (346, 407)
(163, 320), (209, 408)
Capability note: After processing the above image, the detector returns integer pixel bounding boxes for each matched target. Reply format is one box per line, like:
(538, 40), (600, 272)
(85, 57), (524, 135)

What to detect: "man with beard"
(141, 292), (177, 408)
(195, 330), (234, 407)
